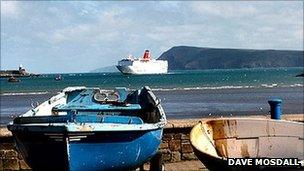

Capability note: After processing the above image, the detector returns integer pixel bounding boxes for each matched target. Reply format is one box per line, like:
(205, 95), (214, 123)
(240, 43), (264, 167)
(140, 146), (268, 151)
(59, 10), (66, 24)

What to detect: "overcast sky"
(1, 1), (303, 73)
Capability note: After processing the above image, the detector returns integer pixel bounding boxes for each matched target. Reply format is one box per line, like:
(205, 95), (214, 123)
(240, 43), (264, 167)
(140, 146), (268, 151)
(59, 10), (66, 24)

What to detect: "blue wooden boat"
(8, 86), (166, 171)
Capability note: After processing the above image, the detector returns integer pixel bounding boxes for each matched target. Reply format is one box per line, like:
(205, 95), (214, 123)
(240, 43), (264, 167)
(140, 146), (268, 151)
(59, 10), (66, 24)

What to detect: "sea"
(0, 67), (303, 125)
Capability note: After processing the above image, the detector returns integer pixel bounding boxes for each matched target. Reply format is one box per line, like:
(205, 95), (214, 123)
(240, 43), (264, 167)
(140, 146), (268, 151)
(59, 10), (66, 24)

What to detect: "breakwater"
(0, 114), (303, 170)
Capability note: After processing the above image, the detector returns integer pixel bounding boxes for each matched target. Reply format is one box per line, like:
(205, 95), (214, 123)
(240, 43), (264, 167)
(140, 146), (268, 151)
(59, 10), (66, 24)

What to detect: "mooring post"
(268, 98), (282, 120)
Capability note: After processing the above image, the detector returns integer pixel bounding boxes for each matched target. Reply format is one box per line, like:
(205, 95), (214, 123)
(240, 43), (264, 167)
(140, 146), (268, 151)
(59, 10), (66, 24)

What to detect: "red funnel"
(143, 50), (150, 60)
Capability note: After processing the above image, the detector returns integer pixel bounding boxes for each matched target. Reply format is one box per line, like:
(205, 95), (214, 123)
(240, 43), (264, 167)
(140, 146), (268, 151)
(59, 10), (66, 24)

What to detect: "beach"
(1, 86), (303, 125)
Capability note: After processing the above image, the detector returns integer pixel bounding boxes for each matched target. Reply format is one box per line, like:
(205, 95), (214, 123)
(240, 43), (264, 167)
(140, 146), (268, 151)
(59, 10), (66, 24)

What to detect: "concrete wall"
(0, 114), (303, 170)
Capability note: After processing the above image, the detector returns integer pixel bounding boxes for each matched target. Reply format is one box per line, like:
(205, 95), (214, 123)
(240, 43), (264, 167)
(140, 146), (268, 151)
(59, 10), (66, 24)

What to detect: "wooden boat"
(190, 118), (304, 171)
(8, 86), (166, 171)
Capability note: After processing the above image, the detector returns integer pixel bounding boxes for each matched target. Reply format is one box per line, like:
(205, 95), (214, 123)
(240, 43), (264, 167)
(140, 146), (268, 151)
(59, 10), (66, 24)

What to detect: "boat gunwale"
(16, 86), (167, 126)
(8, 121), (166, 132)
(198, 117), (304, 125)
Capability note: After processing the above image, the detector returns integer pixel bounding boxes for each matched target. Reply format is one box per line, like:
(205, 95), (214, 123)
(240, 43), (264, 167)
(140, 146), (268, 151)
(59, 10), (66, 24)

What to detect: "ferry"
(116, 50), (168, 75)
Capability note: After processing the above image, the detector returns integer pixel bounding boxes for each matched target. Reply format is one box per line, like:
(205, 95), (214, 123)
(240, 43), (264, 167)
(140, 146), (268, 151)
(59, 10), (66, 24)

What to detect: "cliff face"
(158, 46), (304, 70)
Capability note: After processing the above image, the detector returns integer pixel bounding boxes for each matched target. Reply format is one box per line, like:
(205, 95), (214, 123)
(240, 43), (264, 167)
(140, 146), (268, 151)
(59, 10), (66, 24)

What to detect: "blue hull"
(12, 128), (162, 171)
(9, 86), (167, 170)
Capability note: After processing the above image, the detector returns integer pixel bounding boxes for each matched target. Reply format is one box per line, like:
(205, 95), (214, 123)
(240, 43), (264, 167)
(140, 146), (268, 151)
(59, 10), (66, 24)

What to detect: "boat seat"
(115, 87), (128, 102)
(73, 114), (144, 124)
(102, 115), (144, 124)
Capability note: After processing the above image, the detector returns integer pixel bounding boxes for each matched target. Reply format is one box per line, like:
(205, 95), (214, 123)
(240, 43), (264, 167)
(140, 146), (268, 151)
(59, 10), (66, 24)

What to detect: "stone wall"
(1, 114), (303, 170)
(160, 127), (196, 163)
(0, 136), (31, 170)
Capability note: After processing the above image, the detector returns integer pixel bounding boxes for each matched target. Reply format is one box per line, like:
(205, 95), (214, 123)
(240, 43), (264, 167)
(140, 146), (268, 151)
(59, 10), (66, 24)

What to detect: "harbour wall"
(0, 114), (303, 170)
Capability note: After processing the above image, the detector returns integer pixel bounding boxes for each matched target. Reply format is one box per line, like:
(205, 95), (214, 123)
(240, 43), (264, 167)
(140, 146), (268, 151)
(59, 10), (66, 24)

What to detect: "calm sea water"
(1, 67), (303, 125)
(0, 67), (303, 94)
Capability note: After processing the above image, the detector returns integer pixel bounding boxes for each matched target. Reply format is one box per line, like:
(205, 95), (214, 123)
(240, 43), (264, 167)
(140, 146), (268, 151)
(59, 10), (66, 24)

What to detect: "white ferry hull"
(117, 60), (168, 75)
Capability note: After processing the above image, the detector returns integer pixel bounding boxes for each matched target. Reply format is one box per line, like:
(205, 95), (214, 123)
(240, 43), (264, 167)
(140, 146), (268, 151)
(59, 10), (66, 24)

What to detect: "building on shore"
(0, 65), (39, 78)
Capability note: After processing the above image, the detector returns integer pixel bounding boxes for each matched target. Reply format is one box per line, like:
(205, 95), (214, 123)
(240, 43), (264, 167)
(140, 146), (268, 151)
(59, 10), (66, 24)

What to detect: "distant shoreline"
(159, 46), (303, 70)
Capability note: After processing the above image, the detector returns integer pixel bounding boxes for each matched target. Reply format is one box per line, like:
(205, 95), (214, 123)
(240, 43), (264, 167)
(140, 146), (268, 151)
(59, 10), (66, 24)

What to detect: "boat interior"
(13, 86), (165, 125)
(190, 118), (304, 160)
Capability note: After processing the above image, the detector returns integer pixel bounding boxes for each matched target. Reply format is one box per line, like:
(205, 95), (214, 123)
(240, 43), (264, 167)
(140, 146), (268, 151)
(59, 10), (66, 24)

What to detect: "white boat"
(116, 50), (168, 75)
(190, 118), (304, 170)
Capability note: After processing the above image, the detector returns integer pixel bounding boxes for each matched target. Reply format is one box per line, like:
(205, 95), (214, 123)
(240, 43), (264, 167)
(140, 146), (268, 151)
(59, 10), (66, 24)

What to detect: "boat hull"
(190, 118), (304, 171)
(116, 60), (168, 75)
(11, 126), (162, 171)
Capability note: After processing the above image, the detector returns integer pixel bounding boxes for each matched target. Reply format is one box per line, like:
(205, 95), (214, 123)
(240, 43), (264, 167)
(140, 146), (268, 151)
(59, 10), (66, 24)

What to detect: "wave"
(151, 85), (255, 91)
(285, 84), (303, 87)
(260, 83), (303, 88)
(261, 84), (278, 88)
(1, 91), (52, 96)
(1, 84), (302, 95)
(151, 84), (303, 91)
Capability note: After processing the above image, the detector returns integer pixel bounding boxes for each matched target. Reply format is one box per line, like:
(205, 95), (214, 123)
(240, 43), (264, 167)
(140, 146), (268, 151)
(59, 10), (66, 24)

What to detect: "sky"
(1, 1), (303, 73)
